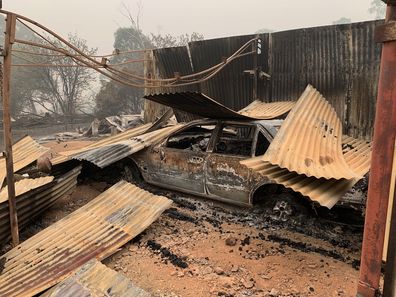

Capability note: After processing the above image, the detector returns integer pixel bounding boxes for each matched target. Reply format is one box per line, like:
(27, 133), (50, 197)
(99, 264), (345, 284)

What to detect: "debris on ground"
(0, 181), (172, 297)
(84, 114), (143, 137)
(40, 259), (151, 297)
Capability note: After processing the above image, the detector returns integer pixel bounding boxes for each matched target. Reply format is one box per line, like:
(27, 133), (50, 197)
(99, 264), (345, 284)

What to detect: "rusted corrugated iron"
(73, 125), (182, 168)
(262, 85), (359, 180)
(0, 136), (49, 185)
(52, 123), (153, 165)
(238, 100), (295, 119)
(0, 176), (54, 203)
(0, 181), (172, 297)
(41, 259), (151, 297)
(241, 136), (371, 208)
(0, 166), (81, 244)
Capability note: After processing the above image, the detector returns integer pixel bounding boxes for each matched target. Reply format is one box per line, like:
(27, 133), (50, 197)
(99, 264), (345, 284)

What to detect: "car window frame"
(159, 120), (219, 153)
(210, 121), (258, 158)
(253, 126), (274, 157)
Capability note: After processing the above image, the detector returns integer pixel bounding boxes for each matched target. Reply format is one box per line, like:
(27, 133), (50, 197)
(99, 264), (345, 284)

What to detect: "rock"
(242, 279), (254, 289)
(214, 266), (224, 275)
(202, 266), (213, 275)
(231, 265), (239, 273)
(177, 271), (185, 278)
(269, 288), (279, 296)
(220, 278), (233, 289)
(225, 236), (237, 246)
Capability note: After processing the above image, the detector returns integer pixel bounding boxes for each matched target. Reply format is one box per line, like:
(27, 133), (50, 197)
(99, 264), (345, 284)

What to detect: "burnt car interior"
(164, 121), (273, 157)
(213, 124), (256, 156)
(255, 131), (270, 156)
(166, 125), (215, 152)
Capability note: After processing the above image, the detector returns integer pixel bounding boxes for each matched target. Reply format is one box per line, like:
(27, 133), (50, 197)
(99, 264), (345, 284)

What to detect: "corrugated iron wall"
(144, 46), (199, 122)
(145, 20), (382, 139)
(268, 20), (382, 139)
(188, 34), (271, 110)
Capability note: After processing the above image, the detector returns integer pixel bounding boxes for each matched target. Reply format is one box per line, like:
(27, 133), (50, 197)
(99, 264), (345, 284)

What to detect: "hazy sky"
(6, 0), (379, 54)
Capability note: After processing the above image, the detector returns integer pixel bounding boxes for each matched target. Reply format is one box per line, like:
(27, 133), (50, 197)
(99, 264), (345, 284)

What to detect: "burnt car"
(128, 119), (366, 212)
(130, 119), (278, 206)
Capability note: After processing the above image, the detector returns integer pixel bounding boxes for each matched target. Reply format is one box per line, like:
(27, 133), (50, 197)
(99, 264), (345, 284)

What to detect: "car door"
(205, 122), (257, 205)
(153, 122), (217, 195)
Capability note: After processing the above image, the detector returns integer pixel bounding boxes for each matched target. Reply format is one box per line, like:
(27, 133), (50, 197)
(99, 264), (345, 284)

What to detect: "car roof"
(180, 118), (283, 138)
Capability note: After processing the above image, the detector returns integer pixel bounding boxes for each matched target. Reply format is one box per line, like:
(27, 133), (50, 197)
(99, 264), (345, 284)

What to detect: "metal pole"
(2, 12), (19, 246)
(252, 38), (258, 101)
(384, 174), (396, 296)
(357, 3), (396, 297)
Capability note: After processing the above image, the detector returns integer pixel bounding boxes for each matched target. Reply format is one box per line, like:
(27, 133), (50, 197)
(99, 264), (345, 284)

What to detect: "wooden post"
(2, 13), (19, 246)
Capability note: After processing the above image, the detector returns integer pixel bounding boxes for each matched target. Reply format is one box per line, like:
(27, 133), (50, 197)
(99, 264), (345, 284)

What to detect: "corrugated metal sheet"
(145, 92), (253, 120)
(52, 123), (153, 165)
(152, 46), (197, 94)
(41, 259), (151, 297)
(0, 176), (54, 203)
(241, 136), (371, 208)
(0, 166), (81, 244)
(342, 135), (372, 174)
(73, 125), (182, 168)
(268, 20), (382, 139)
(0, 181), (172, 297)
(148, 21), (381, 138)
(238, 100), (295, 119)
(0, 136), (49, 186)
(144, 92), (293, 120)
(189, 34), (271, 110)
(262, 85), (359, 180)
(145, 46), (198, 123)
(347, 21), (382, 138)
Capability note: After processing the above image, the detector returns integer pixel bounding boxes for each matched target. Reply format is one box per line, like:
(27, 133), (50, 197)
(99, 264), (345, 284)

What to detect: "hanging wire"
(2, 9), (258, 89)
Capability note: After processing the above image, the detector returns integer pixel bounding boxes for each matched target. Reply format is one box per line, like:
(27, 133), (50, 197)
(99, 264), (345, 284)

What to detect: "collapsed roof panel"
(0, 176), (54, 203)
(238, 100), (296, 119)
(0, 181), (172, 297)
(241, 136), (371, 208)
(40, 259), (151, 297)
(262, 85), (360, 180)
(0, 166), (81, 244)
(144, 92), (294, 120)
(72, 125), (182, 168)
(0, 136), (49, 186)
(52, 123), (153, 165)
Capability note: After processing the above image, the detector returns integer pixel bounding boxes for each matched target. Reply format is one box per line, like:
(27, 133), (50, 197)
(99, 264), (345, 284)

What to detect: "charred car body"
(129, 118), (367, 211)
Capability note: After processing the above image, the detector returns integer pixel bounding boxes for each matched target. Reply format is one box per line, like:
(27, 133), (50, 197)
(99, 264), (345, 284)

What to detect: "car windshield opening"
(214, 124), (255, 156)
(255, 131), (271, 156)
(166, 125), (215, 152)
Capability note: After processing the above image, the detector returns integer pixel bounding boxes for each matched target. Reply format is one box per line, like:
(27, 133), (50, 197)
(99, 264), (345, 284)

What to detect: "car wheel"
(122, 160), (143, 184)
(265, 193), (309, 222)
